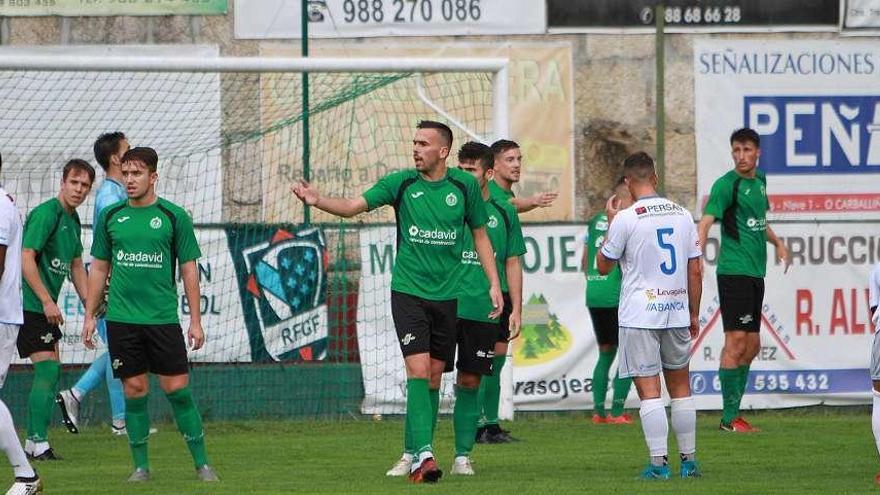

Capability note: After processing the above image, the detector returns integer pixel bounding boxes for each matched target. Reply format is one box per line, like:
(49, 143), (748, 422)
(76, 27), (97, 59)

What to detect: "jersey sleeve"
(686, 218), (702, 259)
(600, 212), (630, 261)
(703, 178), (732, 218)
(175, 210), (201, 264)
(361, 174), (398, 211)
(506, 207), (527, 258)
(22, 204), (54, 253)
(870, 265), (880, 310)
(90, 209), (111, 261)
(0, 203), (13, 247)
(464, 176), (488, 229)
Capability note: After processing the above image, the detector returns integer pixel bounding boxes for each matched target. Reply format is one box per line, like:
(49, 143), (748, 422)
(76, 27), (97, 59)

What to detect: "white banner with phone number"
(235, 0), (545, 39)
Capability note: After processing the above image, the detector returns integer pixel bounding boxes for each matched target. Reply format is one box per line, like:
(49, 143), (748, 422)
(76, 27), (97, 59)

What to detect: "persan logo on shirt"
(635, 206), (647, 215)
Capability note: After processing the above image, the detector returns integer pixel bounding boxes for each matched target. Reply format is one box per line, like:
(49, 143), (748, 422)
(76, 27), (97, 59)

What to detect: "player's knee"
(123, 380), (148, 398)
(456, 372), (481, 389)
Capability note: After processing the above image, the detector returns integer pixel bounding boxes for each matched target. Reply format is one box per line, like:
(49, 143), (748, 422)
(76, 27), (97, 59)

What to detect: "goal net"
(0, 46), (507, 421)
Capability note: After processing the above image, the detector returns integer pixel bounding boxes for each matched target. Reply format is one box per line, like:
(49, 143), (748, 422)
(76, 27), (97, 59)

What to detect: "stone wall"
(0, 7), (844, 220)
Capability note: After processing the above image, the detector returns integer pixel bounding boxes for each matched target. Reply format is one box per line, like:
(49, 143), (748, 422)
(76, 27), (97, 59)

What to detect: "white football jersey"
(601, 196), (701, 329)
(0, 187), (22, 325)
(869, 263), (880, 333)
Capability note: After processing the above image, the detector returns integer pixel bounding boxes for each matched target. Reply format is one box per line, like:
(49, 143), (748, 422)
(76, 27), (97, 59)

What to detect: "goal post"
(0, 50), (514, 421)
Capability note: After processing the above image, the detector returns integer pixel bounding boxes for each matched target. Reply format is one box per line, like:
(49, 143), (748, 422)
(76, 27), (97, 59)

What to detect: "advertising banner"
(0, 0), (227, 16)
(694, 40), (880, 220)
(235, 0), (544, 39)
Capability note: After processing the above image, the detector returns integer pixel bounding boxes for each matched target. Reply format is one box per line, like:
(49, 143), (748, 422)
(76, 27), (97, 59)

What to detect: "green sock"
(737, 364), (751, 415)
(719, 367), (741, 425)
(403, 409), (414, 455)
(478, 355), (506, 425)
(453, 385), (480, 457)
(610, 372), (633, 417)
(27, 360), (60, 442)
(166, 387), (209, 468)
(429, 388), (440, 439)
(406, 378), (433, 456)
(125, 395), (151, 471)
(592, 349), (615, 417)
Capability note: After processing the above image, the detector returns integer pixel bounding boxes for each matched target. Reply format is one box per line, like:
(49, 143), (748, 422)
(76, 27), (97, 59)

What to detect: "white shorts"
(0, 323), (19, 388)
(618, 326), (691, 378)
(871, 331), (880, 381)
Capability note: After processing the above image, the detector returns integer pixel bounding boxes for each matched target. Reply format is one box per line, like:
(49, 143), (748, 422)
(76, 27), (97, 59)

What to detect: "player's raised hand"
(530, 191), (558, 209)
(290, 180), (319, 206)
(605, 194), (621, 222)
(508, 311), (522, 341)
(188, 321), (205, 351)
(487, 285), (504, 320)
(43, 300), (63, 326)
(82, 314), (97, 350)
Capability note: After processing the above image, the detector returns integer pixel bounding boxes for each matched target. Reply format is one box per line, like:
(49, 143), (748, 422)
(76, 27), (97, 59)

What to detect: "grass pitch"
(25, 408), (877, 494)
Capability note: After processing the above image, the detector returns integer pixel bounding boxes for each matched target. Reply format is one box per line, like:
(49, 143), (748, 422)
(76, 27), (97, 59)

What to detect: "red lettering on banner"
(769, 194), (880, 213)
(851, 288), (867, 335)
(830, 289), (847, 334)
(795, 289), (814, 336)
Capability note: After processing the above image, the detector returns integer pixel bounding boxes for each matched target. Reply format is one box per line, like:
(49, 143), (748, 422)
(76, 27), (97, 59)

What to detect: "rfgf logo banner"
(695, 40), (880, 219)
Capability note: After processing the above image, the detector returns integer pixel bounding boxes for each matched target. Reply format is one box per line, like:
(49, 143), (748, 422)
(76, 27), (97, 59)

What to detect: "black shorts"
(498, 292), (513, 342)
(588, 307), (619, 346)
(16, 311), (62, 358)
(390, 291), (457, 370)
(718, 275), (765, 333)
(106, 321), (189, 379)
(456, 319), (498, 376)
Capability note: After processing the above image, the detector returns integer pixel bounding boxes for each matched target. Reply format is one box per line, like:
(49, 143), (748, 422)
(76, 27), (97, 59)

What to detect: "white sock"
(31, 442), (49, 457)
(670, 396), (697, 456)
(0, 399), (35, 478)
(872, 390), (880, 458)
(639, 398), (668, 458)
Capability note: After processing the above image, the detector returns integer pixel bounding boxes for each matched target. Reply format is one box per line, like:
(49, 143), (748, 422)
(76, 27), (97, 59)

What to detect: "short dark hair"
(62, 159), (96, 184)
(622, 152), (655, 182)
(491, 139), (520, 157)
(93, 132), (127, 172)
(417, 120), (453, 148)
(730, 128), (760, 147)
(457, 141), (494, 171)
(122, 147), (159, 173)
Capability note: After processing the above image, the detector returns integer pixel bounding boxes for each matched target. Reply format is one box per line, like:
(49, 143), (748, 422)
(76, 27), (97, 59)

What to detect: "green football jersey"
(584, 212), (621, 308)
(91, 198), (201, 324)
(488, 179), (515, 202)
(363, 168), (487, 301)
(457, 197), (526, 322)
(703, 169), (769, 278)
(22, 198), (83, 313)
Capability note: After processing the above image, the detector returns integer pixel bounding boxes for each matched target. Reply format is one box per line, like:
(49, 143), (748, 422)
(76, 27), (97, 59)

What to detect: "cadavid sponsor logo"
(513, 293), (573, 367)
(460, 249), (480, 265)
(48, 257), (70, 275)
(407, 225), (457, 246)
(487, 215), (499, 229)
(746, 217), (767, 230)
(116, 250), (164, 268)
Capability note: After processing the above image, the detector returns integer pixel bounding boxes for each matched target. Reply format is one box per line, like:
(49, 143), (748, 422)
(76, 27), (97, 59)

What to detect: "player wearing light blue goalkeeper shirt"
(56, 132), (130, 435)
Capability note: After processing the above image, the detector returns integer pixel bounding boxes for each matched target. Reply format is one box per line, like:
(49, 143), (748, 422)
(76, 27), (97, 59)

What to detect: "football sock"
(27, 360), (59, 443)
(453, 385), (479, 457)
(73, 352), (108, 397)
(0, 399), (35, 478)
(403, 407), (414, 456)
(610, 372), (633, 417)
(872, 390), (880, 458)
(736, 364), (751, 415)
(166, 387), (209, 468)
(125, 395), (150, 471)
(406, 378), (433, 460)
(478, 355), (506, 425)
(429, 388), (440, 439)
(639, 398), (668, 461)
(719, 367), (740, 425)
(670, 396), (696, 456)
(592, 349), (615, 416)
